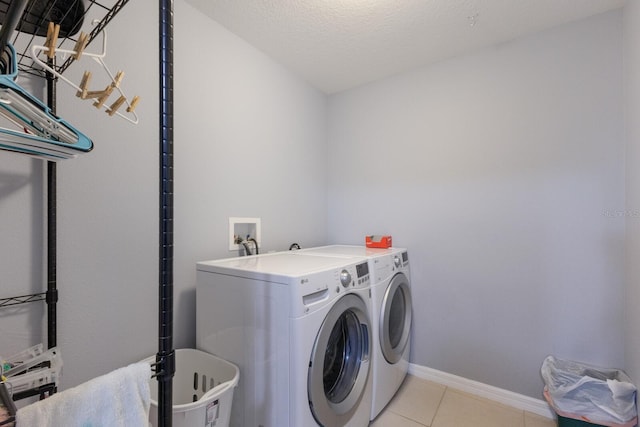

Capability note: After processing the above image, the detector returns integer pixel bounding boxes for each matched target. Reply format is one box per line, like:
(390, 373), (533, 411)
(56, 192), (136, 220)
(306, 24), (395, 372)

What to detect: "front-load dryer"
(196, 252), (373, 427)
(295, 245), (413, 420)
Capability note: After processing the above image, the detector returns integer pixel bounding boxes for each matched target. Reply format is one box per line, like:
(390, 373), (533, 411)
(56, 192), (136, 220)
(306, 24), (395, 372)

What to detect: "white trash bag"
(541, 355), (637, 425)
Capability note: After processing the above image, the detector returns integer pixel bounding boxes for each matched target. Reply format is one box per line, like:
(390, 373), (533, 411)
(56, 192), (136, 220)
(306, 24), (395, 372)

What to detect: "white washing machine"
(295, 245), (412, 420)
(196, 252), (373, 427)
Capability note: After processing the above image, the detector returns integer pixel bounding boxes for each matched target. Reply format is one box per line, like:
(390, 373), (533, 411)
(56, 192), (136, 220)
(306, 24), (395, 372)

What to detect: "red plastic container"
(365, 235), (392, 248)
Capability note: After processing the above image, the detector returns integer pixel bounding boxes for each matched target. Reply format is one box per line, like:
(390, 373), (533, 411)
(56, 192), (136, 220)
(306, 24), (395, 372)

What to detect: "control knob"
(394, 256), (401, 268)
(340, 270), (352, 287)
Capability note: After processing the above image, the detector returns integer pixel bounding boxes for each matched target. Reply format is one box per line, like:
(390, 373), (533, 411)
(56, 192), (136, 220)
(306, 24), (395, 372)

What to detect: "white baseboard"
(408, 363), (555, 420)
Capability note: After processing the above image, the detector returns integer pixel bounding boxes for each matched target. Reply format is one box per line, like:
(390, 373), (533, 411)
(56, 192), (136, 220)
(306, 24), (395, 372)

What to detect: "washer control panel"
(355, 262), (370, 286)
(297, 260), (371, 315)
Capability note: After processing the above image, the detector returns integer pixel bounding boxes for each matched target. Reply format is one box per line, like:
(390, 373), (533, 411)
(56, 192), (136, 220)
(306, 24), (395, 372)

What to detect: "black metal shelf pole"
(157, 0), (175, 425)
(46, 57), (58, 351)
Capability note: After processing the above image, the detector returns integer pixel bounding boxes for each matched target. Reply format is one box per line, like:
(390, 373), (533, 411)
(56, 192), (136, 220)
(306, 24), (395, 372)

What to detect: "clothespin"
(126, 96), (140, 113)
(112, 71), (124, 88)
(107, 95), (127, 116)
(75, 71), (92, 99)
(84, 85), (112, 99)
(45, 22), (60, 59)
(80, 70), (123, 100)
(89, 71), (124, 109)
(72, 32), (90, 60)
(91, 85), (116, 109)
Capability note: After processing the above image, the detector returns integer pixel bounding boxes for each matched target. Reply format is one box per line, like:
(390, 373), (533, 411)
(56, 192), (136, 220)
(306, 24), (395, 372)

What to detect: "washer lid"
(297, 245), (394, 258)
(197, 252), (365, 278)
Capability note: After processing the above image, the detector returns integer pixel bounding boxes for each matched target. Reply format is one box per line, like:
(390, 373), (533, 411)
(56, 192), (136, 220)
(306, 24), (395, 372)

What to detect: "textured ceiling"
(186, 0), (626, 94)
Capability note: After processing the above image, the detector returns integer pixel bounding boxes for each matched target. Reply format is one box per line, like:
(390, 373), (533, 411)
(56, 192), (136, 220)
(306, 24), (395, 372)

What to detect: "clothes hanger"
(0, 133), (74, 161)
(0, 42), (93, 160)
(30, 22), (140, 124)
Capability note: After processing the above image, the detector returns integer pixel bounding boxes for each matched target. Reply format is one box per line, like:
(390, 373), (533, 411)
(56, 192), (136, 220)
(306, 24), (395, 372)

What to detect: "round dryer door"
(380, 272), (412, 364)
(308, 294), (371, 426)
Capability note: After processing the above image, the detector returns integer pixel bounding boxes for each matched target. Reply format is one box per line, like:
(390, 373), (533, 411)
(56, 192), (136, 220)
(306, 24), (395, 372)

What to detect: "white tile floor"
(370, 375), (556, 427)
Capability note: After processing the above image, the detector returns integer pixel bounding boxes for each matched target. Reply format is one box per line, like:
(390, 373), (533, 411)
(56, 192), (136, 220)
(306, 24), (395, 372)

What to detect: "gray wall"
(0, 0), (328, 389)
(0, 76), (48, 365)
(0, 0), (631, 404)
(327, 11), (625, 398)
(625, 0), (640, 384)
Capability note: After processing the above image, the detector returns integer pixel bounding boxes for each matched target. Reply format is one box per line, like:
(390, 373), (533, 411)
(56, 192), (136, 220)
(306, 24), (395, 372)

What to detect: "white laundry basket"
(146, 348), (239, 427)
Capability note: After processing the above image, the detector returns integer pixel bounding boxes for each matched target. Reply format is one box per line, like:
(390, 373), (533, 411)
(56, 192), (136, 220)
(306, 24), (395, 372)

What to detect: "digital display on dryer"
(402, 252), (408, 263)
(356, 262), (369, 278)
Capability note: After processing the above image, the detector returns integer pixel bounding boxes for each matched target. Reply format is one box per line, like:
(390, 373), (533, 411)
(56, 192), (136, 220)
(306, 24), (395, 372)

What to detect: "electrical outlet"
(229, 217), (261, 251)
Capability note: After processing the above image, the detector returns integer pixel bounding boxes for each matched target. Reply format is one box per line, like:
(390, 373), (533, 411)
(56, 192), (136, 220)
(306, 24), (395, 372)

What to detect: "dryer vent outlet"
(228, 217), (261, 251)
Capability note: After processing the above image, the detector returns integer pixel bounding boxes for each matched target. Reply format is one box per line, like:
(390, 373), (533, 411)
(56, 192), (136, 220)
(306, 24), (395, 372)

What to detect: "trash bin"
(145, 349), (239, 427)
(541, 356), (638, 427)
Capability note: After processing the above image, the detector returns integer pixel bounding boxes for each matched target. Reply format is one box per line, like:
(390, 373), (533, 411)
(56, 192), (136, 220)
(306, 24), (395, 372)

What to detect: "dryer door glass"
(308, 294), (371, 426)
(381, 272), (412, 364)
(389, 288), (406, 349)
